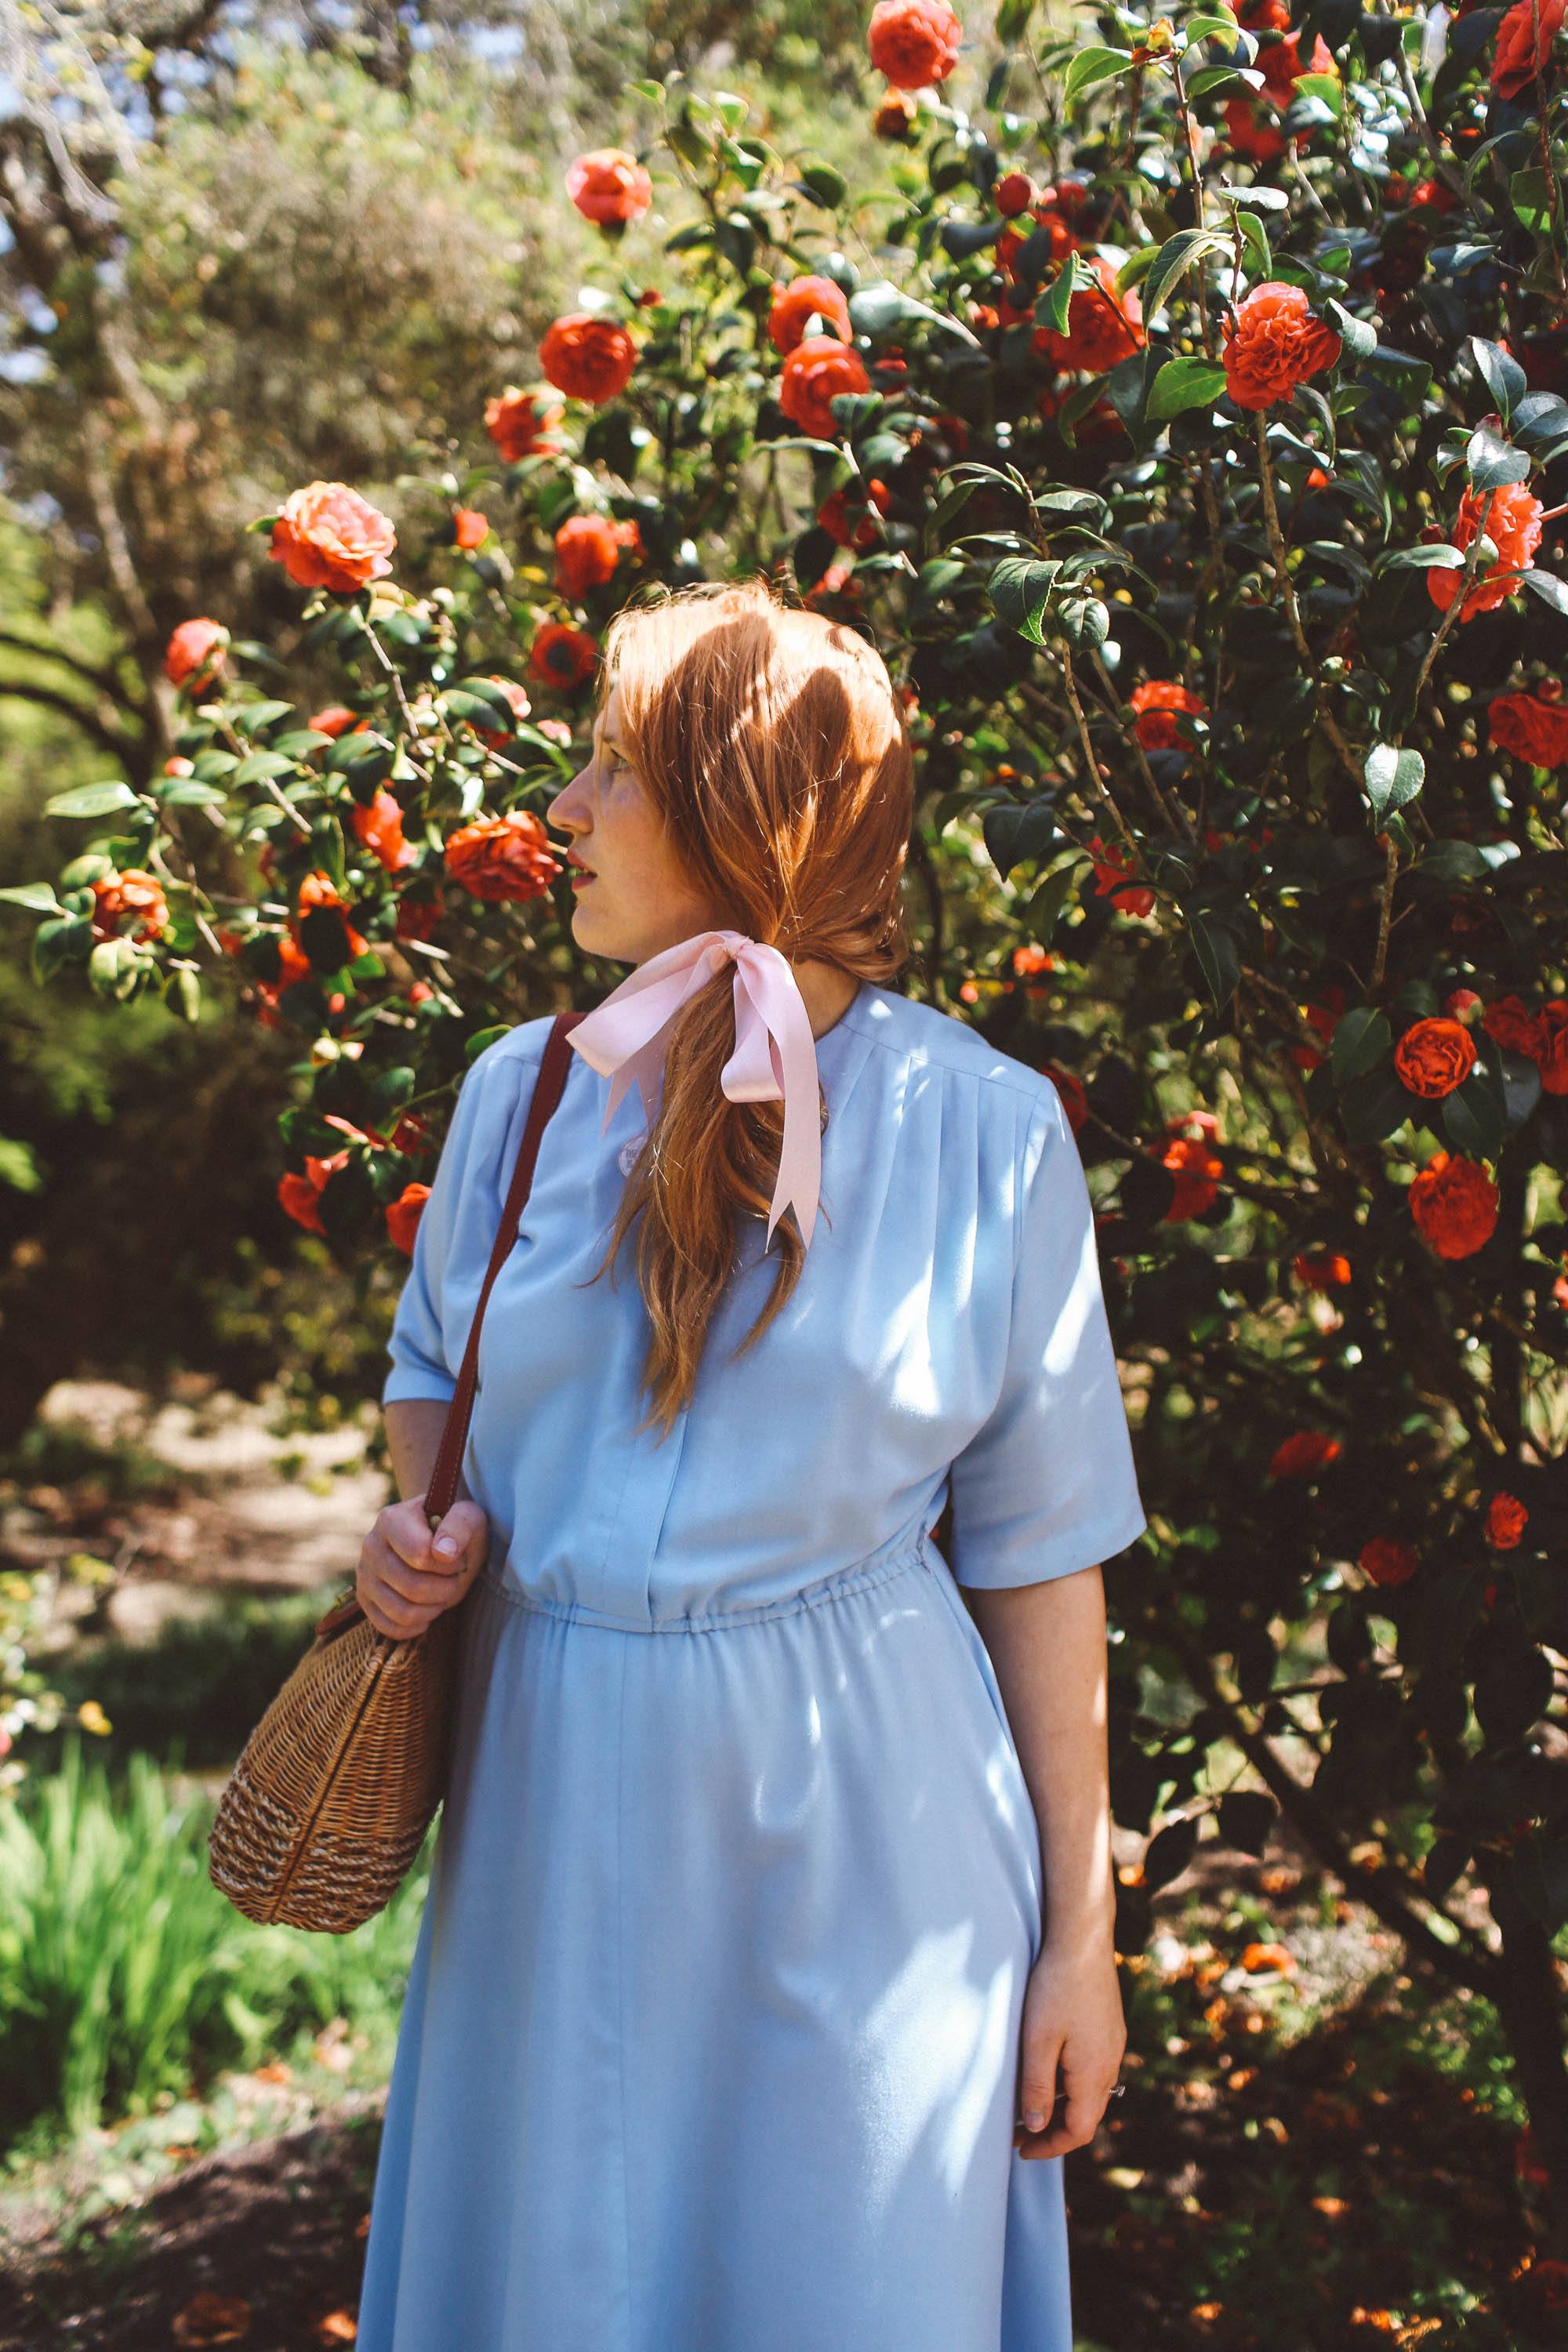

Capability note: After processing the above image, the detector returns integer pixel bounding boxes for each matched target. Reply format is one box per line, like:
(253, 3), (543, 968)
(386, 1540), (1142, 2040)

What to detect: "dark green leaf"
(1147, 355), (1229, 420)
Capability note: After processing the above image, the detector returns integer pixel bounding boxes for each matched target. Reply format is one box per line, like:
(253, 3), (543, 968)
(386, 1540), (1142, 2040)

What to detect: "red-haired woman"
(355, 579), (1146, 2351)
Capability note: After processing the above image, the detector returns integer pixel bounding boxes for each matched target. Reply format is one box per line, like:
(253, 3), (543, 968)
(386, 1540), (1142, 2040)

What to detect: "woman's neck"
(793, 959), (862, 1043)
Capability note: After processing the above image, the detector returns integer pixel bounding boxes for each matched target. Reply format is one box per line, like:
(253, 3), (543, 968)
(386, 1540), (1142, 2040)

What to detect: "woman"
(354, 579), (1148, 2350)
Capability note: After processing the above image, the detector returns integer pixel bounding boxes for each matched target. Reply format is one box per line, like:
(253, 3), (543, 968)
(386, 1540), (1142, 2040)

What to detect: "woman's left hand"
(1012, 1927), (1127, 2160)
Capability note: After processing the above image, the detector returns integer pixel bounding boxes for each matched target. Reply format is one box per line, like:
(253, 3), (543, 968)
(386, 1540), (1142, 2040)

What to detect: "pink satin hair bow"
(567, 928), (822, 1250)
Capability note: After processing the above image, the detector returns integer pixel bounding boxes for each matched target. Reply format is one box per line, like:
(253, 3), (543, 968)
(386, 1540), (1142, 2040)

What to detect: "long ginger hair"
(579, 579), (913, 1441)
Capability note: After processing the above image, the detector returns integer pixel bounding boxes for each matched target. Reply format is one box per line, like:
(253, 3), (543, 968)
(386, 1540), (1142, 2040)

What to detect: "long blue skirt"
(354, 1534), (1073, 2350)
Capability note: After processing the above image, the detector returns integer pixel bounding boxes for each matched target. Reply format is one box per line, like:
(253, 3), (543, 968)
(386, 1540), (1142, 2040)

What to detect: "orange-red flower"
(1034, 256), (1142, 374)
(1268, 1429), (1341, 1479)
(1224, 97), (1289, 162)
(1087, 833), (1155, 917)
(528, 622), (598, 691)
(164, 617), (227, 691)
(768, 274), (853, 357)
(310, 703), (362, 738)
(1161, 1133), (1224, 1220)
(779, 336), (872, 437)
(1130, 679), (1207, 750)
(1360, 1535), (1418, 1587)
(394, 894), (441, 944)
(873, 89), (920, 137)
(539, 314), (637, 405)
(1222, 283), (1342, 412)
(350, 788), (417, 874)
(1481, 993), (1544, 1058)
(268, 481), (396, 593)
(90, 869), (170, 944)
(1427, 483), (1544, 622)
(867, 0), (962, 89)
(1489, 683), (1568, 765)
(485, 386), (565, 461)
(1536, 1000), (1568, 1094)
(817, 477), (891, 548)
(565, 147), (653, 226)
(1255, 24), (1335, 100)
(554, 513), (641, 598)
(1394, 1015), (1477, 1098)
(452, 506), (489, 549)
(296, 869), (369, 962)
(1294, 1249), (1352, 1290)
(1409, 1150), (1499, 1258)
(1485, 1492), (1529, 1548)
(443, 809), (561, 903)
(386, 1181), (430, 1256)
(1492, 0), (1567, 96)
(995, 172), (1036, 217)
(1239, 1940), (1297, 1975)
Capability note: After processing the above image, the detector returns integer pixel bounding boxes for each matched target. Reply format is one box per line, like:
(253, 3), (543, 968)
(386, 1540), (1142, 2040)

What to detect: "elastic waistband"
(476, 1535), (931, 1635)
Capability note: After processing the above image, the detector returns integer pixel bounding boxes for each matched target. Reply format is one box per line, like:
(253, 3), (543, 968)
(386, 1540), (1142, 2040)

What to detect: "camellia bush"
(5, 0), (1568, 2304)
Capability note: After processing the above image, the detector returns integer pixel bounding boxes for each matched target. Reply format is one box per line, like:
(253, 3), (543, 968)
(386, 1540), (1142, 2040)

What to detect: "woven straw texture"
(205, 1011), (581, 1936)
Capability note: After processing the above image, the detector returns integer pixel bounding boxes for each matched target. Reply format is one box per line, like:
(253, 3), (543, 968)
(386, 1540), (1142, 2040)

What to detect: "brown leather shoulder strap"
(423, 1009), (584, 1525)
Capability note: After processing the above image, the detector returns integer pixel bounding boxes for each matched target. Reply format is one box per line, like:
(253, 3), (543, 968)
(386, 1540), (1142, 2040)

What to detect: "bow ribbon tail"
(723, 956), (823, 1251)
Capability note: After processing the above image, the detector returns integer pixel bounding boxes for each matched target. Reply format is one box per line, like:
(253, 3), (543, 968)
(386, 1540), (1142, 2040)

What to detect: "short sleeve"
(946, 1081), (1147, 1588)
(381, 1030), (541, 1408)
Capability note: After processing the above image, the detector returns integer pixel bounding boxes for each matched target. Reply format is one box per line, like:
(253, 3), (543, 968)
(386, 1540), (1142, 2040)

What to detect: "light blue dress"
(356, 976), (1148, 2352)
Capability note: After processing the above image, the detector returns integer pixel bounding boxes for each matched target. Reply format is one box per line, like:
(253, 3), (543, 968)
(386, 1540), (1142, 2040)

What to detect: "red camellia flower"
(1255, 24), (1336, 100)
(1536, 1000), (1568, 1093)
(308, 703), (361, 737)
(1492, 0), (1567, 96)
(1222, 283), (1342, 412)
(444, 809), (561, 903)
(1481, 993), (1548, 1059)
(485, 385), (565, 461)
(1294, 1249), (1352, 1289)
(1161, 1132), (1224, 1220)
(768, 274), (853, 356)
(1224, 97), (1289, 162)
(528, 621), (599, 691)
(1394, 1015), (1478, 1098)
(1485, 1491), (1529, 1548)
(995, 171), (1036, 217)
(1268, 1429), (1341, 1479)
(565, 147), (653, 226)
(268, 481), (396, 593)
(350, 788), (417, 874)
(386, 1182), (431, 1256)
(452, 506), (489, 549)
(1428, 482), (1544, 621)
(554, 513), (640, 599)
(1087, 832), (1155, 916)
(1130, 679), (1207, 750)
(1409, 1150), (1500, 1258)
(163, 617), (227, 691)
(867, 0), (963, 89)
(779, 336), (872, 437)
(278, 1155), (343, 1237)
(1489, 682), (1568, 765)
(91, 869), (170, 943)
(1034, 256), (1142, 374)
(817, 477), (891, 548)
(539, 314), (637, 405)
(296, 869), (369, 962)
(394, 894), (441, 944)
(1360, 1536), (1419, 1588)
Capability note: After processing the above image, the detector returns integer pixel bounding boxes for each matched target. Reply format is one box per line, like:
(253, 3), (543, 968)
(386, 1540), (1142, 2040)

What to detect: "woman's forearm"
(964, 1565), (1116, 1951)
(383, 1396), (462, 1508)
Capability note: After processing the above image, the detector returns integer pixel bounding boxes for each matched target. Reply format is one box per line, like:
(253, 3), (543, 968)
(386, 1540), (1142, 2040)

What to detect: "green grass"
(0, 1737), (430, 2161)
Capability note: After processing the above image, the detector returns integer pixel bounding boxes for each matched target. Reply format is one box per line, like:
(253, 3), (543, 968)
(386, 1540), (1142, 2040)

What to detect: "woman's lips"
(570, 869), (596, 888)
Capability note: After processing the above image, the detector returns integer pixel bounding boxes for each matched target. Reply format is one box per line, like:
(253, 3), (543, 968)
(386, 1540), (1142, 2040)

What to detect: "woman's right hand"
(355, 1493), (492, 1640)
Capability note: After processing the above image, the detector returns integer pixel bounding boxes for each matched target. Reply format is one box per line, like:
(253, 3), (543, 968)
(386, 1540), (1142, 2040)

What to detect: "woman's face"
(546, 683), (733, 967)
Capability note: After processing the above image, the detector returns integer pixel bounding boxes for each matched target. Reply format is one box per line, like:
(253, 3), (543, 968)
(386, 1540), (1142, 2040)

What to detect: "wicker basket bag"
(207, 1011), (583, 1934)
